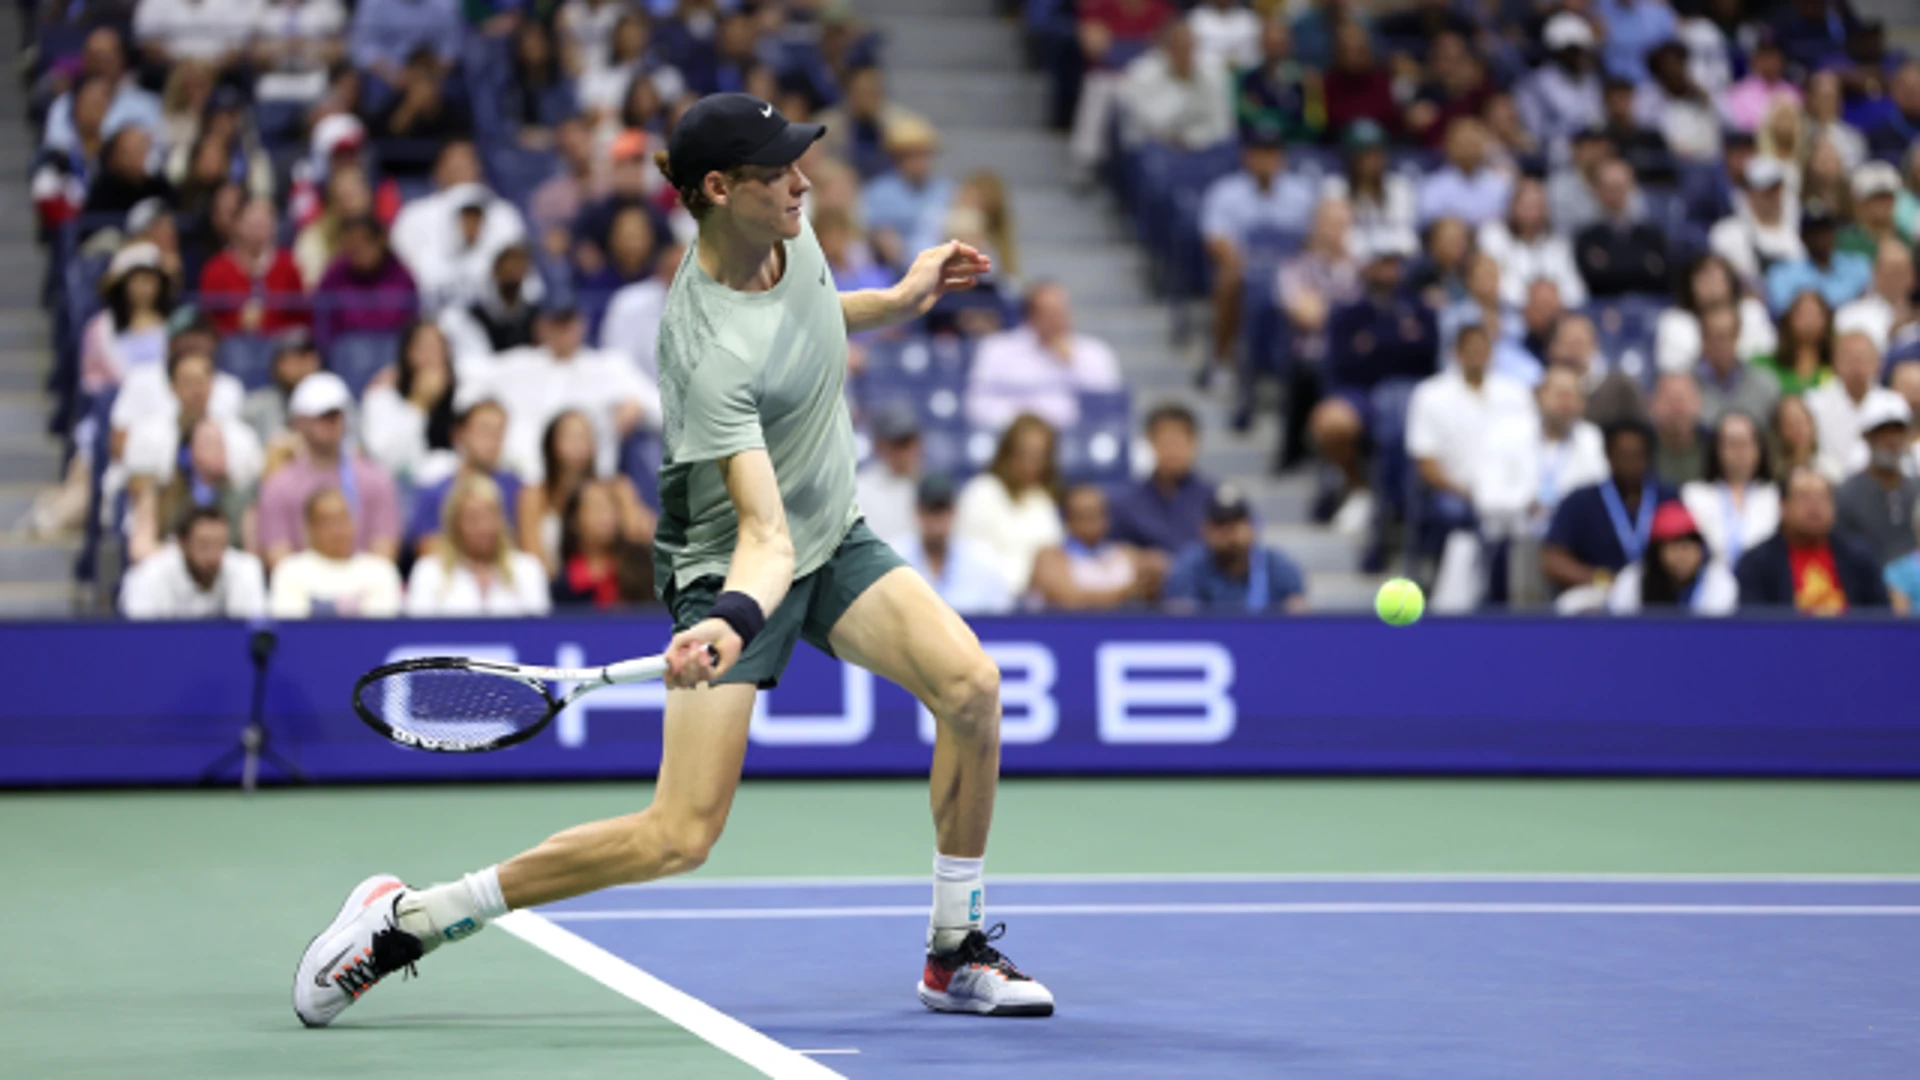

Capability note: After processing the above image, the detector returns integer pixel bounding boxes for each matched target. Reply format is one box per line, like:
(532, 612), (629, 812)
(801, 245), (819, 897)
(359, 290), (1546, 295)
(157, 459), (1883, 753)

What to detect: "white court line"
(546, 902), (1920, 921)
(616, 871), (1920, 891)
(496, 911), (844, 1080)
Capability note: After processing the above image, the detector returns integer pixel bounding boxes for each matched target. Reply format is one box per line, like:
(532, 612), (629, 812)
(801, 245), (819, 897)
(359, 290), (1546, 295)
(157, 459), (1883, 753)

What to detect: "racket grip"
(603, 655), (671, 685)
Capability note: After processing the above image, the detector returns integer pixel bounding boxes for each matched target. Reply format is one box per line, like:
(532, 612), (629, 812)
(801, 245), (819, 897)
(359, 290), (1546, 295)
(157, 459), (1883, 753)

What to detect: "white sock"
(928, 853), (984, 954)
(396, 866), (509, 953)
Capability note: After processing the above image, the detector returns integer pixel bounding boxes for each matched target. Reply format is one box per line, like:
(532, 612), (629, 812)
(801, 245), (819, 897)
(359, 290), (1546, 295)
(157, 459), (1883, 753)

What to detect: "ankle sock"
(928, 853), (984, 954)
(396, 866), (508, 953)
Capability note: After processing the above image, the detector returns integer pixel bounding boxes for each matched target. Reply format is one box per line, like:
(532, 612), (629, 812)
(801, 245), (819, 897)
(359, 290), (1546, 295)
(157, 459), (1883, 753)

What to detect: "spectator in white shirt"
(126, 414), (260, 564)
(250, 0), (349, 104)
(965, 281), (1122, 432)
(1681, 410), (1780, 567)
(471, 300), (662, 482)
(134, 0), (264, 70)
(1634, 41), (1722, 164)
(1199, 127), (1317, 371)
(438, 244), (544, 372)
(389, 142), (528, 309)
(1834, 237), (1915, 353)
(1417, 119), (1514, 229)
(1516, 13), (1603, 147)
(954, 414), (1066, 593)
(1322, 121), (1419, 257)
(1188, 0), (1261, 70)
(121, 350), (265, 543)
(1477, 177), (1587, 310)
(857, 402), (922, 550)
(599, 242), (682, 382)
(121, 506), (268, 619)
(1708, 157), (1803, 293)
(269, 488), (404, 617)
(361, 320), (460, 486)
(1807, 330), (1907, 479)
(404, 472), (552, 617)
(1476, 364), (1610, 540)
(1656, 252), (1779, 375)
(1118, 19), (1235, 154)
(891, 473), (1015, 615)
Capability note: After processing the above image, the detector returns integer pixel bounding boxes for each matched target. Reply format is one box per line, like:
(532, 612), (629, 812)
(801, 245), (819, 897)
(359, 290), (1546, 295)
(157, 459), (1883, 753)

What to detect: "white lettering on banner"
(749, 663), (874, 746)
(1096, 643), (1236, 745)
(553, 643), (668, 749)
(918, 642), (1059, 745)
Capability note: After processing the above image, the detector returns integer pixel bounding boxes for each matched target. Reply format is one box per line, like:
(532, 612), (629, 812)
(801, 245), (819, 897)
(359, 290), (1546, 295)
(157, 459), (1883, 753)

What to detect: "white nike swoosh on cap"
(760, 103), (773, 118)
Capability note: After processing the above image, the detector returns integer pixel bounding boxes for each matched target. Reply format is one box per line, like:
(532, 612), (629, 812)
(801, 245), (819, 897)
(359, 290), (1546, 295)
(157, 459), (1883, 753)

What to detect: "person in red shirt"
(1734, 465), (1890, 615)
(197, 195), (308, 336)
(550, 478), (651, 609)
(1323, 22), (1399, 144)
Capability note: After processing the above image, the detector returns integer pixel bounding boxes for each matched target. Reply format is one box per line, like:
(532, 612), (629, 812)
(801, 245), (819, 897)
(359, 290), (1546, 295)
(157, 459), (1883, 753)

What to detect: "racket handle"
(601, 646), (721, 686)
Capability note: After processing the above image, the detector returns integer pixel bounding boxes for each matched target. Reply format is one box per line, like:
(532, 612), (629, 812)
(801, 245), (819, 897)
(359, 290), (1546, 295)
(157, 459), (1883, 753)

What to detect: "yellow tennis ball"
(1375, 577), (1425, 627)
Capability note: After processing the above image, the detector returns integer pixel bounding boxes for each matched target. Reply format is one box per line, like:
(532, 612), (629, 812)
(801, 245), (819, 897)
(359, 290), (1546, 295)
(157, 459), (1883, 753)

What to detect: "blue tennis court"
(522, 875), (1920, 1078)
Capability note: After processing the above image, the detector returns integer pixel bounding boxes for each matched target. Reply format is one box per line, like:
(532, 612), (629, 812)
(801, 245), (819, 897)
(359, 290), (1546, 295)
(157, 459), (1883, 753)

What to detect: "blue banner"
(2, 615), (1915, 786)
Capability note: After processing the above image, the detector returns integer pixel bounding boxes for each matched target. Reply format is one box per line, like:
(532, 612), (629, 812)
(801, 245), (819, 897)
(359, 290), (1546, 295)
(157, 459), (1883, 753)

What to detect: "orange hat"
(610, 129), (649, 163)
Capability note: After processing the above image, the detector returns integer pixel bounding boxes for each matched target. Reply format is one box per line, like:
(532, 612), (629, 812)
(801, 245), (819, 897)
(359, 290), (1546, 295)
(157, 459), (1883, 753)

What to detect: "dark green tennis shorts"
(658, 519), (906, 689)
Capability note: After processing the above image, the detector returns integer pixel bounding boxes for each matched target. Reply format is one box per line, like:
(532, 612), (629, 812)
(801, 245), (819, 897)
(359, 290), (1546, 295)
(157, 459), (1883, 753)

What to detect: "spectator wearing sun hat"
(861, 115), (955, 268)
(1606, 501), (1739, 615)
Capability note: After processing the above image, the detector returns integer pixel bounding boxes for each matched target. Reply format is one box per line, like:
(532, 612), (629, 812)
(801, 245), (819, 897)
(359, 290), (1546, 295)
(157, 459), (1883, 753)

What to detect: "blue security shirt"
(1164, 544), (1307, 613)
(1544, 480), (1677, 574)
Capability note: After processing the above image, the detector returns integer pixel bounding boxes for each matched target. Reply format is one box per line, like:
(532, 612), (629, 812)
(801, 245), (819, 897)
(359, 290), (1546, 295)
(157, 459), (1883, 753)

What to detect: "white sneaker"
(293, 874), (425, 1028)
(917, 924), (1055, 1017)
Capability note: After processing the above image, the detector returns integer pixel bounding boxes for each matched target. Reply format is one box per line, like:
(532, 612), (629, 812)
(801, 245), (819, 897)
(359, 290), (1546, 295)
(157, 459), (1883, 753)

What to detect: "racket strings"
(365, 668), (555, 750)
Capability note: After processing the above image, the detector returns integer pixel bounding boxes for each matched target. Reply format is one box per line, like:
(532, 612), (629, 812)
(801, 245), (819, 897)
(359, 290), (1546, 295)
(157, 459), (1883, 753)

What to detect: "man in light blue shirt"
(40, 28), (162, 155)
(1766, 207), (1873, 314)
(860, 117), (956, 269)
(1198, 125), (1316, 366)
(1593, 0), (1678, 81)
(888, 475), (1016, 615)
(1416, 119), (1513, 228)
(350, 0), (466, 82)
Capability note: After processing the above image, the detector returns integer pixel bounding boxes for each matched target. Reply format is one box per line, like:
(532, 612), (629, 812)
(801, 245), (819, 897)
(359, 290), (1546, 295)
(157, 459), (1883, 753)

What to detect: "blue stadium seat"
(1059, 391), (1133, 485)
(216, 335), (278, 392)
(326, 333), (400, 398)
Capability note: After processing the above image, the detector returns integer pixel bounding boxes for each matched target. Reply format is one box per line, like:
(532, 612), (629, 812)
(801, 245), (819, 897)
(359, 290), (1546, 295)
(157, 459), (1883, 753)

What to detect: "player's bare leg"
(828, 567), (1054, 1016)
(294, 683), (756, 1027)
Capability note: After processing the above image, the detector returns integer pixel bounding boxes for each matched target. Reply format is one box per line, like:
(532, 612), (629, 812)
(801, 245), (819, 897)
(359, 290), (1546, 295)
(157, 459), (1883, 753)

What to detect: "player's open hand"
(663, 618), (743, 690)
(897, 241), (993, 316)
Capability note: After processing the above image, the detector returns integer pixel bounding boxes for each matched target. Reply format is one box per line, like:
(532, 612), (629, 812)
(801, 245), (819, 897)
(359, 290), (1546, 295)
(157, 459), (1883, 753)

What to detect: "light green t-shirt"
(651, 216), (860, 590)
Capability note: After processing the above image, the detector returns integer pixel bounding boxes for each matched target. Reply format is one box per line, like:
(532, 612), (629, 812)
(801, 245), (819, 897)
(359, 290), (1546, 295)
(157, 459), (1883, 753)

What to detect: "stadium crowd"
(18, 0), (1920, 621)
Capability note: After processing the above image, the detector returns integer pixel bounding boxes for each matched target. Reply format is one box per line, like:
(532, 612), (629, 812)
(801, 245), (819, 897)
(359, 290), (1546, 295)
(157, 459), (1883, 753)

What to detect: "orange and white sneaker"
(917, 924), (1055, 1017)
(293, 874), (425, 1028)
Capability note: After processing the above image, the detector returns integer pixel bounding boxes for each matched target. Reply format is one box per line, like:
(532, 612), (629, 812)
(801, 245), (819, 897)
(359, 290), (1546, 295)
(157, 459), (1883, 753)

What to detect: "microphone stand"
(200, 625), (306, 791)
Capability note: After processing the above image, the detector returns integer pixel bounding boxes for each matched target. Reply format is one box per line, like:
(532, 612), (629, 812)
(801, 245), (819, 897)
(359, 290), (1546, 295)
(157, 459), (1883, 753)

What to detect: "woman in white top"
(361, 321), (460, 486)
(1802, 70), (1866, 171)
(954, 414), (1065, 594)
(1681, 411), (1780, 568)
(1608, 501), (1738, 616)
(1029, 484), (1162, 610)
(1656, 253), (1778, 375)
(1477, 177), (1586, 310)
(516, 408), (654, 576)
(405, 472), (551, 617)
(1321, 131), (1417, 257)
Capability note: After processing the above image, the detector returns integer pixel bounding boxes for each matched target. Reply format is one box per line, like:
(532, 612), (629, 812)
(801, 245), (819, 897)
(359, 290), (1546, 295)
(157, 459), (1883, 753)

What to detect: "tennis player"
(295, 93), (1053, 1026)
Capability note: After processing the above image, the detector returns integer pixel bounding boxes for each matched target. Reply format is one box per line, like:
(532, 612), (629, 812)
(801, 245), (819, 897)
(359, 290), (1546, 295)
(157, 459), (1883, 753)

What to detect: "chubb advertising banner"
(1, 615), (1913, 785)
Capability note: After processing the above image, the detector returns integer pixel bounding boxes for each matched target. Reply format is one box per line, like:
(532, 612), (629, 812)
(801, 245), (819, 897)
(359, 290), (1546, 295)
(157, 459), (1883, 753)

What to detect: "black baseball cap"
(917, 473), (958, 510)
(1206, 484), (1253, 525)
(667, 93), (826, 193)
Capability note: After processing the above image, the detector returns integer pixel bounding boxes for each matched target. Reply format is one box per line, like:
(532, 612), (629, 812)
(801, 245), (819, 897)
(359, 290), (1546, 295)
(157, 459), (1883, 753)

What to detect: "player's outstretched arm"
(663, 448), (795, 688)
(841, 241), (994, 333)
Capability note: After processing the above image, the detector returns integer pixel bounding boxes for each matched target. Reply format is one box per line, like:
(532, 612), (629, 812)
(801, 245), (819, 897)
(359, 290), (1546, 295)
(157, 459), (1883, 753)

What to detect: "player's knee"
(933, 655), (1000, 740)
(640, 808), (727, 876)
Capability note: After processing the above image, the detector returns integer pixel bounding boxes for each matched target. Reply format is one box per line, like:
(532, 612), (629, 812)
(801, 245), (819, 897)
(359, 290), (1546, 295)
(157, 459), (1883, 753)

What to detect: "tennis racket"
(351, 646), (715, 753)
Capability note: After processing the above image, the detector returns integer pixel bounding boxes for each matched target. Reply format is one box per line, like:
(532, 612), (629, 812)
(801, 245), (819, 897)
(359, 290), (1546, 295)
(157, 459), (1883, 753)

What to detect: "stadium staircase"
(0, 12), (74, 617)
(862, 0), (1381, 610)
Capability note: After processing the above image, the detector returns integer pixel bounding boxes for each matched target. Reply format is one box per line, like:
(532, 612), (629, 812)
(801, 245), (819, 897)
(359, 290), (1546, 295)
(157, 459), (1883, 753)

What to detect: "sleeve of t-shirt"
(225, 553), (269, 620)
(269, 558), (311, 619)
(671, 348), (763, 463)
(1199, 179), (1236, 244)
(1404, 380), (1443, 461)
(1544, 487), (1588, 552)
(359, 464), (402, 548)
(255, 476), (301, 554)
(1265, 549), (1306, 607)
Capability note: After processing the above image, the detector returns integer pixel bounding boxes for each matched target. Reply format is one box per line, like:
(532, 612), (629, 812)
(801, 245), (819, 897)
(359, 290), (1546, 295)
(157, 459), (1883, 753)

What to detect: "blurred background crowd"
(7, 0), (1919, 622)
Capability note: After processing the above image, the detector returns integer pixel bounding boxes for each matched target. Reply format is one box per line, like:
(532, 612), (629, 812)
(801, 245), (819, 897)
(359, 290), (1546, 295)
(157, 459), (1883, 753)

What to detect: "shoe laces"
(944, 923), (1032, 982)
(333, 899), (425, 999)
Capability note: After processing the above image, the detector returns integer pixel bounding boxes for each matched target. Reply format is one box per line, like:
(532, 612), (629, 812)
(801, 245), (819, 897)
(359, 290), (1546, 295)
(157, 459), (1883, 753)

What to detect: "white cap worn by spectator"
(1852, 162), (1901, 204)
(1745, 157), (1787, 191)
(290, 371), (355, 419)
(1543, 13), (1595, 52)
(1858, 393), (1914, 436)
(106, 239), (163, 283)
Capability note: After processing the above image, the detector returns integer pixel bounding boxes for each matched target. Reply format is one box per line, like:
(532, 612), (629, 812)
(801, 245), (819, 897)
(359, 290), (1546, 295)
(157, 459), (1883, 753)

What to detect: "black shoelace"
(333, 903), (425, 998)
(944, 923), (1032, 982)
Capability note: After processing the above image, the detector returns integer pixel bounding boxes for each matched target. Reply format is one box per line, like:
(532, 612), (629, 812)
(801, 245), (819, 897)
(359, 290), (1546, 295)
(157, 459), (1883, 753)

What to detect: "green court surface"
(5, 778), (1918, 1078)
